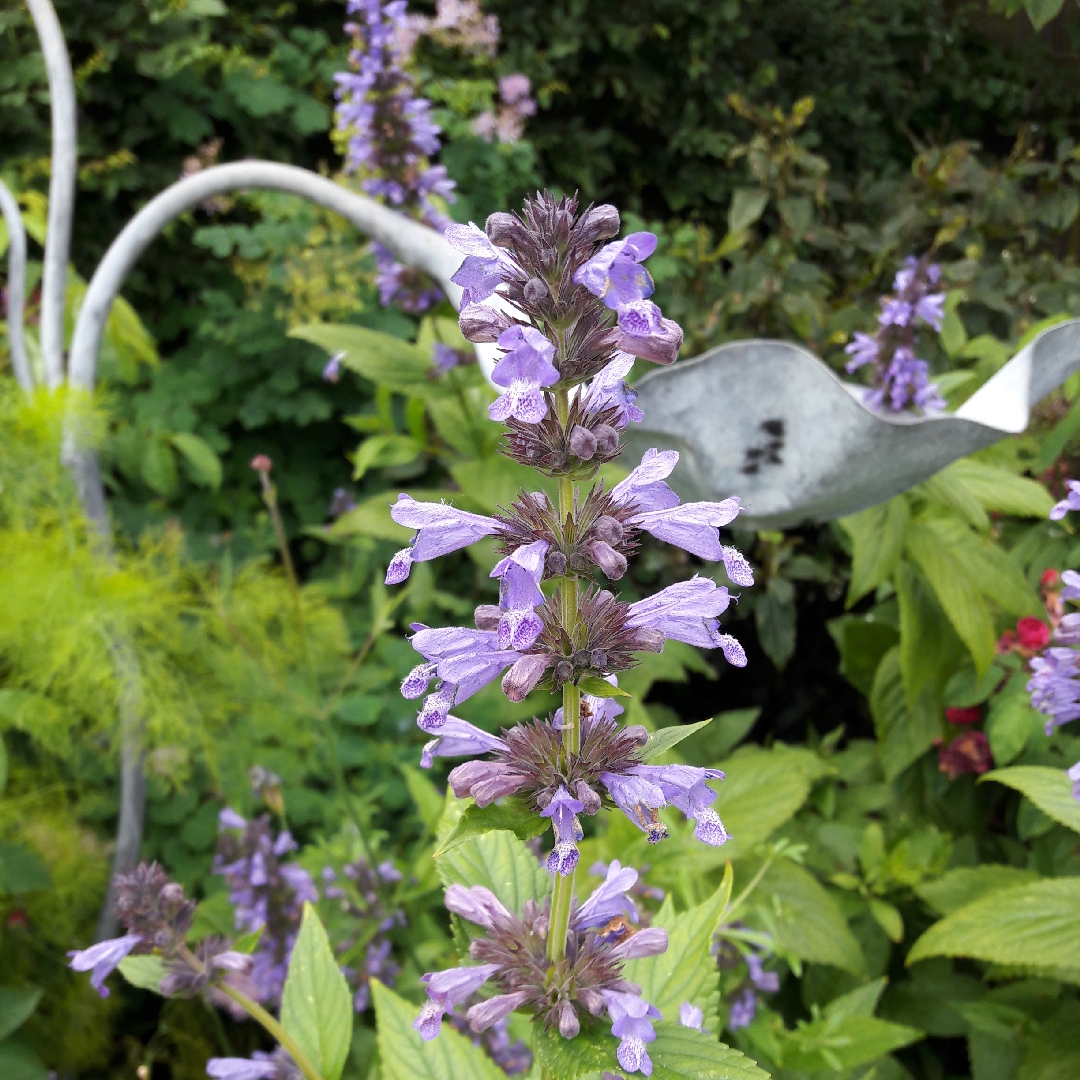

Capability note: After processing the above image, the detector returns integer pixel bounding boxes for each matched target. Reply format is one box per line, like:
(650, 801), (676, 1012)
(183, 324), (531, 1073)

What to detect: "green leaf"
(780, 1014), (922, 1072)
(141, 438), (178, 496)
(640, 719), (712, 763)
(432, 798), (548, 857)
(289, 323), (433, 394)
(352, 433), (422, 481)
(940, 309), (968, 358)
(324, 489), (446, 543)
(402, 765), (446, 831)
(982, 766), (1080, 834)
(828, 612), (900, 697)
(0, 842), (51, 896)
(751, 858), (865, 975)
(880, 959), (985, 1037)
(117, 956), (168, 993)
(372, 980), (507, 1080)
(0, 987), (41, 1041)
(0, 1041), (49, 1080)
(907, 878), (1080, 970)
(234, 926), (264, 955)
(1023, 0), (1065, 30)
(578, 676), (631, 699)
(728, 188), (770, 234)
(870, 898), (905, 943)
(449, 455), (557, 514)
(170, 433), (223, 490)
(869, 646), (940, 781)
(985, 675), (1044, 765)
(915, 865), (1039, 916)
(435, 815), (549, 916)
(941, 460), (1053, 518)
(281, 903), (353, 1080)
(188, 890), (236, 940)
(840, 498), (909, 605)
(824, 977), (888, 1020)
(649, 1021), (771, 1080)
(1036, 395), (1080, 472)
(917, 471), (989, 531)
(533, 1020), (619, 1079)
(624, 867), (732, 1032)
(0, 736), (7, 795)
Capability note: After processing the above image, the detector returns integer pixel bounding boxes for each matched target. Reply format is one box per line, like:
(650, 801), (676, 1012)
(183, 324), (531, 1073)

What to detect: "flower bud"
(569, 424), (598, 460)
(587, 540), (627, 580)
(540, 246), (558, 273)
(576, 203), (621, 244)
(589, 649), (608, 670)
(458, 303), (515, 343)
(593, 424), (619, 453)
(593, 515), (623, 544)
(572, 650), (592, 668)
(618, 318), (683, 366)
(523, 276), (549, 304)
(557, 999), (581, 1038)
(474, 604), (502, 631)
(622, 724), (649, 746)
(486, 212), (528, 248)
(546, 550), (568, 576)
(554, 659), (574, 683)
(574, 780), (602, 815)
(502, 654), (549, 702)
(159, 883), (186, 908)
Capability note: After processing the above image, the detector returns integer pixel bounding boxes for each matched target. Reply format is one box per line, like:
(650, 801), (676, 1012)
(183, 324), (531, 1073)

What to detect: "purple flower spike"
(573, 861), (639, 929)
(386, 495), (499, 583)
(915, 293), (946, 330)
(573, 233), (658, 309)
(1051, 481), (1080, 521)
(878, 298), (913, 327)
(419, 716), (507, 768)
(603, 990), (661, 1076)
(680, 1002), (704, 1031)
(205, 1055), (278, 1080)
(844, 332), (879, 372)
(747, 952), (780, 992)
(68, 933), (143, 998)
(415, 963), (502, 1040)
(1027, 647), (1080, 730)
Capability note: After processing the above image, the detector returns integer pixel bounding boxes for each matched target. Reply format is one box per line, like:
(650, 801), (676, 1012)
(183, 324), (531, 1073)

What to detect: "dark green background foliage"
(4, 0), (1080, 1078)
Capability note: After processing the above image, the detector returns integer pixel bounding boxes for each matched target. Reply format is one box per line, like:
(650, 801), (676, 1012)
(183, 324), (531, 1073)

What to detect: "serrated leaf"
(840, 498), (909, 606)
(436, 826), (548, 916)
(907, 878), (1080, 969)
(870, 646), (939, 782)
(640, 719), (713, 763)
(914, 865), (1039, 916)
(0, 987), (41, 1041)
(623, 865), (732, 1032)
(982, 766), (1080, 834)
(372, 980), (507, 1080)
(533, 1019), (619, 1079)
(578, 676), (631, 699)
(941, 460), (1053, 518)
(649, 1021), (771, 1080)
(289, 323), (433, 394)
(432, 798), (548, 857)
(118, 955), (168, 993)
(170, 432), (222, 490)
(281, 903), (353, 1080)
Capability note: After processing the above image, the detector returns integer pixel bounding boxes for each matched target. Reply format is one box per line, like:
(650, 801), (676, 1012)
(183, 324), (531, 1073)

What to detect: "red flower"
(945, 706), (981, 725)
(937, 730), (993, 779)
(1016, 616), (1050, 651)
(1041, 568), (1060, 588)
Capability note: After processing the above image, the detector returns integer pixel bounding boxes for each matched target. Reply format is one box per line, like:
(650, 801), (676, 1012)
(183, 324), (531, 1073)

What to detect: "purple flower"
(323, 351), (345, 382)
(586, 351), (644, 427)
(491, 537), (549, 649)
(1027, 647), (1080, 730)
(610, 927), (669, 961)
(573, 233), (658, 310)
(68, 934), (143, 998)
(603, 989), (661, 1076)
(626, 577), (746, 665)
(446, 222), (516, 306)
(611, 448), (681, 512)
(844, 332), (879, 372)
(414, 963), (502, 1040)
(572, 861), (638, 929)
(746, 952), (779, 992)
(385, 495), (499, 584)
(878, 298), (913, 327)
(1069, 760), (1080, 801)
(1061, 569), (1080, 601)
(489, 326), (560, 424)
(680, 1002), (704, 1031)
(728, 989), (757, 1030)
(468, 990), (535, 1032)
(1055, 612), (1080, 645)
(540, 786), (585, 876)
(444, 884), (514, 930)
(432, 343), (462, 373)
(915, 293), (946, 330)
(1051, 482), (1080, 521)
(205, 1055), (278, 1080)
(420, 716), (507, 767)
(618, 299), (663, 337)
(600, 764), (729, 846)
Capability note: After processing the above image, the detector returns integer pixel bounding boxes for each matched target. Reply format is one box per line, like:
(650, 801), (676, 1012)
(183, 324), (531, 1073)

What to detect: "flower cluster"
(844, 256), (946, 413)
(380, 191), (752, 1073)
(414, 865), (668, 1074)
(213, 810), (319, 1003)
(68, 863), (251, 1001)
(473, 74), (537, 144)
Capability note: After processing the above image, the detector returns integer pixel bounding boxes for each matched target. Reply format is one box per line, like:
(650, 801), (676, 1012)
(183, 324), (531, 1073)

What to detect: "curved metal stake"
(24, 0), (76, 390)
(0, 180), (32, 392)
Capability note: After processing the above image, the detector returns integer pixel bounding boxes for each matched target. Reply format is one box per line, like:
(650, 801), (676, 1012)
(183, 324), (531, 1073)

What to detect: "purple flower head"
(541, 785), (585, 876)
(420, 715), (507, 767)
(1051, 481), (1080, 521)
(627, 577), (746, 665)
(915, 293), (946, 331)
(68, 934), (143, 998)
(603, 989), (661, 1076)
(385, 495), (499, 584)
(586, 351), (644, 427)
(432, 343), (462, 373)
(414, 963), (501, 1040)
(680, 1002), (704, 1031)
(844, 331), (879, 373)
(572, 860), (638, 929)
(728, 989), (757, 1030)
(492, 538), (549, 649)
(499, 74), (531, 104)
(573, 233), (658, 310)
(1027, 647), (1080, 731)
(611, 448), (680, 513)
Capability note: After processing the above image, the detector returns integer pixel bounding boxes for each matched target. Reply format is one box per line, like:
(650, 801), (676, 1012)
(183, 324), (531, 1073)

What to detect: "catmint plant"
(383, 192), (753, 1073)
(844, 256), (946, 413)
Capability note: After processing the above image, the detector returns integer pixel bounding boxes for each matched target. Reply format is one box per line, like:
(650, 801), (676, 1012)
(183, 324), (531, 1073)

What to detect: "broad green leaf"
(1023, 0), (1065, 30)
(869, 898), (904, 943)
(0, 987), (41, 1041)
(750, 858), (865, 975)
(985, 674), (1044, 765)
(234, 926), (264, 955)
(681, 708), (760, 762)
(708, 745), (834, 859)
(942, 460), (1053, 518)
(881, 959), (984, 1037)
(1017, 999), (1080, 1079)
(915, 865), (1038, 916)
(870, 647), (940, 782)
(578, 676), (631, 699)
(918, 471), (989, 531)
(1036, 395), (1080, 472)
(982, 766), (1080, 834)
(823, 977), (887, 1020)
(435, 816), (548, 916)
(324, 488), (446, 543)
(649, 1021), (771, 1080)
(450, 456), (557, 514)
(141, 438), (178, 496)
(0, 1041), (48, 1080)
(780, 1014), (922, 1072)
(728, 188), (770, 234)
(840, 498), (909, 606)
(907, 878), (1080, 970)
(0, 842), (51, 896)
(170, 432), (222, 490)
(533, 1020), (619, 1079)
(289, 323), (433, 394)
(624, 866), (733, 1032)
(432, 798), (548, 857)
(188, 890), (236, 940)
(828, 612), (899, 697)
(372, 980), (506, 1080)
(402, 765), (445, 830)
(117, 956), (167, 993)
(281, 903), (353, 1080)
(352, 433), (422, 481)
(640, 719), (713, 763)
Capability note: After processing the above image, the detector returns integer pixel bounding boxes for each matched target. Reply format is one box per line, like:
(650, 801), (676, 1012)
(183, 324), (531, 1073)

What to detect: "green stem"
(219, 982), (325, 1080)
(547, 869), (574, 963)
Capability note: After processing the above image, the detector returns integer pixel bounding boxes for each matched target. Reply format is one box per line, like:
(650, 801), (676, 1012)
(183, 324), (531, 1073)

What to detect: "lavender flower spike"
(541, 785), (586, 876)
(573, 861), (639, 929)
(1051, 480), (1080, 521)
(68, 933), (143, 997)
(603, 989), (662, 1076)
(414, 963), (502, 1040)
(489, 326), (560, 425)
(627, 577), (747, 666)
(1027, 646), (1080, 731)
(420, 716), (507, 768)
(385, 495), (499, 584)
(728, 989), (757, 1030)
